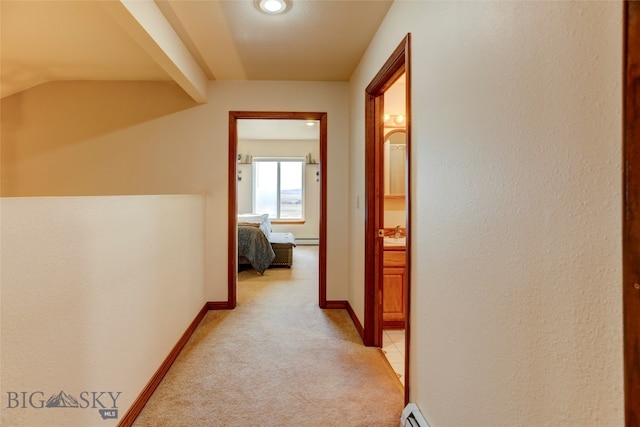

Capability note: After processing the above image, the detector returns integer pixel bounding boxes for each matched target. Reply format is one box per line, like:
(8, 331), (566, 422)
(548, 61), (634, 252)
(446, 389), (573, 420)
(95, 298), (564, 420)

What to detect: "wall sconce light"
(383, 113), (406, 127)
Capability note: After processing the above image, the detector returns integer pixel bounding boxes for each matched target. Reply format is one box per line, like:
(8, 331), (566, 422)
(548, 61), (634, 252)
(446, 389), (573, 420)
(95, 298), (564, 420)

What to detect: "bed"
(237, 213), (296, 273)
(269, 231), (297, 267)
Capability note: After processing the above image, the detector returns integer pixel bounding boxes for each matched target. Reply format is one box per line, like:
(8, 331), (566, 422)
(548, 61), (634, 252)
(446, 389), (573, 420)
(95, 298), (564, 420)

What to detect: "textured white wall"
(205, 81), (350, 300)
(349, 1), (623, 425)
(0, 195), (205, 427)
(1, 80), (350, 301)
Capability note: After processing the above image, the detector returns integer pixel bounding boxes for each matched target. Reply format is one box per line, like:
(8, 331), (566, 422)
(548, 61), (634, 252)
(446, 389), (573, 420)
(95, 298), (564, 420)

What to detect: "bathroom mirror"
(384, 130), (406, 196)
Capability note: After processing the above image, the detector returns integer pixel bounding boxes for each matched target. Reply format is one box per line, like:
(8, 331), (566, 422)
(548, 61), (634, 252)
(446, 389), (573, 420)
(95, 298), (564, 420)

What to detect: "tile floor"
(382, 329), (405, 386)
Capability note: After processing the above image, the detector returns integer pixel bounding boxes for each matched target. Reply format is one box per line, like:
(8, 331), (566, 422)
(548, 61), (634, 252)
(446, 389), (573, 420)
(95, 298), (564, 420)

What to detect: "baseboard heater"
(401, 403), (430, 427)
(295, 238), (319, 246)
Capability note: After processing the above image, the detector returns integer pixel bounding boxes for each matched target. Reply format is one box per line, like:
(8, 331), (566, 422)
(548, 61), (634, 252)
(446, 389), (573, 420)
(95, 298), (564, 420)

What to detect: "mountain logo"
(45, 391), (80, 408)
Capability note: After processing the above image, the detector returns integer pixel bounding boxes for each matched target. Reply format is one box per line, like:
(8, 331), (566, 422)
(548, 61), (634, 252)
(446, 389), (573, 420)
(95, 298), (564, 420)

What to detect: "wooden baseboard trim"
(327, 300), (365, 343)
(207, 301), (234, 310)
(117, 302), (209, 427)
(119, 298), (362, 426)
(346, 301), (365, 341)
(324, 300), (347, 309)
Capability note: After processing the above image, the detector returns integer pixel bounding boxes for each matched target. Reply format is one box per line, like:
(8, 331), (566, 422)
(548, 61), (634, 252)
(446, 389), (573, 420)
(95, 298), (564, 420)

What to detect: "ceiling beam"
(158, 1), (247, 80)
(102, 0), (208, 103)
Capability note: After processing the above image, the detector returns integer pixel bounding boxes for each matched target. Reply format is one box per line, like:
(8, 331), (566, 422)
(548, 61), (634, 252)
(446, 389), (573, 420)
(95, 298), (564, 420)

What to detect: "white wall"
(1, 80), (350, 301)
(349, 1), (623, 425)
(0, 195), (205, 427)
(206, 82), (348, 300)
(237, 139), (320, 240)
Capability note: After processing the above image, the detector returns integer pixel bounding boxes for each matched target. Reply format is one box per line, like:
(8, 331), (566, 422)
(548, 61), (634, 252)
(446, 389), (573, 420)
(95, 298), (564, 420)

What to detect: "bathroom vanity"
(382, 128), (407, 329)
(383, 237), (406, 329)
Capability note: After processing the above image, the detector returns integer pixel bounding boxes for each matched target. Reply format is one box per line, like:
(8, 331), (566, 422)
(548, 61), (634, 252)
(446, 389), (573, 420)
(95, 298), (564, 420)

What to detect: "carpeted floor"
(133, 246), (404, 426)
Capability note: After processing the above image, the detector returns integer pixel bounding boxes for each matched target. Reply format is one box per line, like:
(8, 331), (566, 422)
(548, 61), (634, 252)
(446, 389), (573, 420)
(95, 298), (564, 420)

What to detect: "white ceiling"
(0, 0), (394, 99)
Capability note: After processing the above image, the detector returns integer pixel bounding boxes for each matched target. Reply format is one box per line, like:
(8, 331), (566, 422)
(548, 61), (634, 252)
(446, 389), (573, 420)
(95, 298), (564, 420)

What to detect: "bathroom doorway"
(364, 34), (411, 402)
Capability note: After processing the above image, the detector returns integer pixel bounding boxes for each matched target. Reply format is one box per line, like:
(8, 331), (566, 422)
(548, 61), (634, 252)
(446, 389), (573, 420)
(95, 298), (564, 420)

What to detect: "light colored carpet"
(133, 246), (404, 427)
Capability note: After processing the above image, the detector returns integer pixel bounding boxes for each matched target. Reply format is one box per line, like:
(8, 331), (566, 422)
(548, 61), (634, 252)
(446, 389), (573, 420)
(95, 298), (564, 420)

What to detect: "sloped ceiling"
(0, 1), (166, 98)
(0, 0), (393, 100)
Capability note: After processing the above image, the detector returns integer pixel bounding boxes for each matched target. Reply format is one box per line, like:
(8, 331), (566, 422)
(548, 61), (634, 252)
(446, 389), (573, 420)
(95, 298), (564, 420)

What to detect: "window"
(253, 158), (305, 220)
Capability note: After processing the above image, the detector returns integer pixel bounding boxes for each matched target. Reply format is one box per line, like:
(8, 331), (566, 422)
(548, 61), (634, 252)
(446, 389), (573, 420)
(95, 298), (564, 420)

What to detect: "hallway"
(133, 246), (403, 426)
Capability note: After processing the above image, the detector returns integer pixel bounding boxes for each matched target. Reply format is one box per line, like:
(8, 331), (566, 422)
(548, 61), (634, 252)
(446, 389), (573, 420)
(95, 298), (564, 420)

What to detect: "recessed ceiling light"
(259, 0), (288, 14)
(305, 121), (316, 127)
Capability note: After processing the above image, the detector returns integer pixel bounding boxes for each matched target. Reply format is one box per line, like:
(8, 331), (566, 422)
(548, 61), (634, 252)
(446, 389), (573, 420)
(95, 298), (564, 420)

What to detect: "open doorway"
(228, 112), (328, 308)
(380, 75), (408, 387)
(364, 34), (411, 402)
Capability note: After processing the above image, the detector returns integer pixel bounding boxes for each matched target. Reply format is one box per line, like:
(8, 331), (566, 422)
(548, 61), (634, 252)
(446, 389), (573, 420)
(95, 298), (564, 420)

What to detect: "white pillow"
(237, 213), (269, 224)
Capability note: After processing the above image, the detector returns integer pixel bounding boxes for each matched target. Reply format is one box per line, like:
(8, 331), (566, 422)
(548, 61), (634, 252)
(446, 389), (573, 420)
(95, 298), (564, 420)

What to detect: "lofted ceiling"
(0, 0), (394, 100)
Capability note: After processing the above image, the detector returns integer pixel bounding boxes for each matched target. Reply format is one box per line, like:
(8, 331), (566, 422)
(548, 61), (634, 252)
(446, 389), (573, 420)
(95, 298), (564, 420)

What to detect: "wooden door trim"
(228, 111), (328, 308)
(364, 34), (411, 404)
(624, 1), (639, 424)
(364, 91), (384, 347)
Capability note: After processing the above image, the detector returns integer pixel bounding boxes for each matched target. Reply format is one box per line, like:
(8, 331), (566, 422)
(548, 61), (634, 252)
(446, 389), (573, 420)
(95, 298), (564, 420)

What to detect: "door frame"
(364, 34), (411, 402)
(228, 111), (328, 308)
(623, 1), (639, 424)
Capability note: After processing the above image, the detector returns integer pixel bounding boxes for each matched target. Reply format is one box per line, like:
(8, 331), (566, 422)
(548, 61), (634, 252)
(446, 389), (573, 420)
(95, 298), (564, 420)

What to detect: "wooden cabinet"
(383, 249), (406, 328)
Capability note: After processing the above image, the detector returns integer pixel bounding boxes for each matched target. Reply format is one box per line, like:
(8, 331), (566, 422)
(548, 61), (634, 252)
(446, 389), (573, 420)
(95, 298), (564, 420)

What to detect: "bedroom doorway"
(228, 111), (328, 308)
